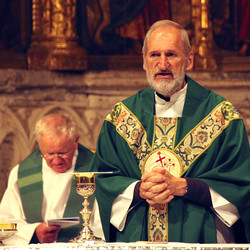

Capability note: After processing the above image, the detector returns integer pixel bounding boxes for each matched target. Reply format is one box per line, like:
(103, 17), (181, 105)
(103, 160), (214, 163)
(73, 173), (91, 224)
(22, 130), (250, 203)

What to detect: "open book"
(47, 217), (80, 228)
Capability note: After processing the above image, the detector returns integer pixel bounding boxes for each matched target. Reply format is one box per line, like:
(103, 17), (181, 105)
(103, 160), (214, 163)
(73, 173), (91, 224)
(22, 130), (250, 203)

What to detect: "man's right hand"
(140, 167), (171, 205)
(140, 167), (187, 205)
(35, 222), (61, 243)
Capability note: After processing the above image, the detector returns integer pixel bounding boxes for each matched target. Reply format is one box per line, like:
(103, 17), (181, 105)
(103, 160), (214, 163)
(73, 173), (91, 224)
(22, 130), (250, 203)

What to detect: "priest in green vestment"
(0, 113), (94, 245)
(90, 20), (250, 243)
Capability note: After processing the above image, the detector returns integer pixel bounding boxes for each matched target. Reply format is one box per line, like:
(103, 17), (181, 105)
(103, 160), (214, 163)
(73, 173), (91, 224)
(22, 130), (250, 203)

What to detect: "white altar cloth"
(0, 242), (250, 250)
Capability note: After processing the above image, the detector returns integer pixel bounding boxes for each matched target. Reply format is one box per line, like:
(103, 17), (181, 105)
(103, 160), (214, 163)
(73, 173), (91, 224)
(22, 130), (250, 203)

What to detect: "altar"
(1, 242), (250, 250)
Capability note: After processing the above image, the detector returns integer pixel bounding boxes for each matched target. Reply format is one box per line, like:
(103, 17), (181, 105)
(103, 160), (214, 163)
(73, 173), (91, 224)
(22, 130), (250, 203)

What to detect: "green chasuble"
(18, 144), (94, 242)
(90, 76), (250, 243)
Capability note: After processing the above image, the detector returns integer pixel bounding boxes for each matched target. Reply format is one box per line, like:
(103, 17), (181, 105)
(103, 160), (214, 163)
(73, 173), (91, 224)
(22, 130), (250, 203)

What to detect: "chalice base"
(69, 226), (104, 243)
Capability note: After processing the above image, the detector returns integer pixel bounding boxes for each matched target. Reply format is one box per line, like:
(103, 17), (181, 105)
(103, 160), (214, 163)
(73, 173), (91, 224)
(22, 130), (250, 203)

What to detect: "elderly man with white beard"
(90, 20), (250, 244)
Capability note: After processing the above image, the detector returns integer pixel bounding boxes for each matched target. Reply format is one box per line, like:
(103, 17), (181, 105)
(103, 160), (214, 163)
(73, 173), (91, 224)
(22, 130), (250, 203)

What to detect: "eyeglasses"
(41, 153), (71, 160)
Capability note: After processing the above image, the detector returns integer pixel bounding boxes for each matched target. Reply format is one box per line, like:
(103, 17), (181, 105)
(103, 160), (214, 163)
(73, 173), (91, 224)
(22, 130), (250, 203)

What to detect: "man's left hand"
(140, 167), (187, 205)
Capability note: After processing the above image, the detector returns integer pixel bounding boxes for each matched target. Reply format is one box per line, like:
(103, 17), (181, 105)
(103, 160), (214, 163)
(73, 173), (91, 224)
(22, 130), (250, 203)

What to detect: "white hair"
(142, 20), (191, 56)
(35, 113), (77, 143)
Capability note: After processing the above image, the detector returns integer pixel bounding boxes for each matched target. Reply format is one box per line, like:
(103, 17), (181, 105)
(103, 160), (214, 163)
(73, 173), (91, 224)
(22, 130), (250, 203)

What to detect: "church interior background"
(0, 0), (249, 200)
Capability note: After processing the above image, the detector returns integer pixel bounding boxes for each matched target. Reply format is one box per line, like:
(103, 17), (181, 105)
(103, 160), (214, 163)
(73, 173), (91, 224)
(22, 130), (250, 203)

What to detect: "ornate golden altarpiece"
(26, 0), (217, 71)
(27, 0), (87, 70)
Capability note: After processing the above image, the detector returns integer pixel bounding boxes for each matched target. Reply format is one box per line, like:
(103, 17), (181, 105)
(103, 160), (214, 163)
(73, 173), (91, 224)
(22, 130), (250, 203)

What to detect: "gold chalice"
(69, 172), (102, 243)
(0, 223), (17, 246)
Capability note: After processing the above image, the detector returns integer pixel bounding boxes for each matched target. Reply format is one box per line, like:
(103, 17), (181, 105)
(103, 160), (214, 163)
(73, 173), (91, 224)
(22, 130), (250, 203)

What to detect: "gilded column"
(27, 0), (87, 71)
(191, 0), (217, 71)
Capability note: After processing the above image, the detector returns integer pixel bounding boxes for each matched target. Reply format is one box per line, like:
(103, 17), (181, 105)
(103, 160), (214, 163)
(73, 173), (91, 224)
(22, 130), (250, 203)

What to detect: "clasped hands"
(139, 167), (187, 205)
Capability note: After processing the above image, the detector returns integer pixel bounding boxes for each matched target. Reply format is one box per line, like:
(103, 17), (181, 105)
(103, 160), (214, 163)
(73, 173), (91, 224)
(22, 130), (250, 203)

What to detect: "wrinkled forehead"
(145, 26), (185, 54)
(39, 133), (74, 149)
(148, 26), (183, 50)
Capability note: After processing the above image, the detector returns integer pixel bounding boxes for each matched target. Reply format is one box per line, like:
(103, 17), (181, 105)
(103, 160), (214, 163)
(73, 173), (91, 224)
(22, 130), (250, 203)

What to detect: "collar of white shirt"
(154, 84), (187, 117)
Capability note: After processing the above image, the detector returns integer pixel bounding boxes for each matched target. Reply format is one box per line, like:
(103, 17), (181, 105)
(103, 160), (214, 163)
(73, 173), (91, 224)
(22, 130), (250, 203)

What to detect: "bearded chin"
(146, 65), (186, 97)
(149, 78), (182, 96)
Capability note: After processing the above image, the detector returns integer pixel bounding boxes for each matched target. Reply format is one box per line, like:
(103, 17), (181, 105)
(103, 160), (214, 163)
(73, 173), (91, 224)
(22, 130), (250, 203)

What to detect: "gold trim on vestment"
(106, 101), (241, 242)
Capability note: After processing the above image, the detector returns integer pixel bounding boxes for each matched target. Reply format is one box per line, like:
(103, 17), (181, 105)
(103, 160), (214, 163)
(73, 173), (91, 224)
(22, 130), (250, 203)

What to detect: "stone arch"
(0, 106), (30, 200)
(0, 106), (30, 167)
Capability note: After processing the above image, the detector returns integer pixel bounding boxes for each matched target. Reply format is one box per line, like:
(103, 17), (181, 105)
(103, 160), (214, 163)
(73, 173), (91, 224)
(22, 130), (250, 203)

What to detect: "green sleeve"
(90, 120), (144, 242)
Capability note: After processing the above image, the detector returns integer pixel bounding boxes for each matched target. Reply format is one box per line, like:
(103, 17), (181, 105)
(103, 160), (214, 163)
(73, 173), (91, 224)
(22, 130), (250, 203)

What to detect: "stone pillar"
(191, 0), (217, 71)
(27, 0), (87, 71)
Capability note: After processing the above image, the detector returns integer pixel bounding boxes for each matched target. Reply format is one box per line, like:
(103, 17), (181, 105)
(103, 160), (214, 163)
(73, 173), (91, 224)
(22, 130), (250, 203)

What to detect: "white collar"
(155, 84), (187, 105)
(154, 84), (187, 117)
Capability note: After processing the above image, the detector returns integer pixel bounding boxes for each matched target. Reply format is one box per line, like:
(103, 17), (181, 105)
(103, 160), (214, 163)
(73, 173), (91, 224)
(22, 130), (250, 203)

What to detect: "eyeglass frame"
(41, 152), (72, 160)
